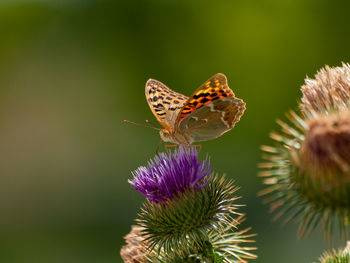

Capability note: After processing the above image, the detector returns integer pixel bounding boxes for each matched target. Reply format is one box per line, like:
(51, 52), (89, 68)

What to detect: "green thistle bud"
(146, 214), (257, 263)
(138, 175), (241, 253)
(259, 63), (350, 239)
(319, 241), (350, 263)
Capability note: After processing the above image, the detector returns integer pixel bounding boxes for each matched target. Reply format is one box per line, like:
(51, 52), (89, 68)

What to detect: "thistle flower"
(129, 146), (212, 203)
(300, 62), (350, 115)
(259, 63), (350, 240)
(127, 147), (256, 262)
(319, 241), (350, 263)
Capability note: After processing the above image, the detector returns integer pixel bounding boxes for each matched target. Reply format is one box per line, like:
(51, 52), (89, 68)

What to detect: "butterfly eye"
(159, 129), (171, 143)
(160, 129), (169, 136)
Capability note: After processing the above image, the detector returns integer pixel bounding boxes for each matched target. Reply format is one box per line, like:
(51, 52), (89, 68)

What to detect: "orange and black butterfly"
(145, 73), (246, 146)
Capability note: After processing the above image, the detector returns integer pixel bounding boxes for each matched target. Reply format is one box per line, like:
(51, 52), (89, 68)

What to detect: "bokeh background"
(1, 0), (350, 262)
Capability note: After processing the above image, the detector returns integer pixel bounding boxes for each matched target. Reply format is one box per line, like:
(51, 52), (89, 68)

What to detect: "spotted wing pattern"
(145, 79), (188, 130)
(177, 73), (234, 123)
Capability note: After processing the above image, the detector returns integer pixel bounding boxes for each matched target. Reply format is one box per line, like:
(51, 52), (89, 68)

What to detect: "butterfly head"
(159, 129), (174, 143)
(160, 128), (193, 145)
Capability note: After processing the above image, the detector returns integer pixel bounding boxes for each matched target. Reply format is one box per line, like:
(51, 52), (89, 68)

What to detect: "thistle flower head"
(259, 63), (350, 240)
(129, 146), (212, 203)
(128, 147), (256, 261)
(300, 62), (350, 115)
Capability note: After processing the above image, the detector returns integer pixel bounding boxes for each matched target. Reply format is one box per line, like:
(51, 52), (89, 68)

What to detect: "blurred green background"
(1, 0), (349, 262)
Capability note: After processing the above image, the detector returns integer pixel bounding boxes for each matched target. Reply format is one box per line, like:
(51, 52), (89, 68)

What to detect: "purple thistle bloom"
(129, 146), (212, 203)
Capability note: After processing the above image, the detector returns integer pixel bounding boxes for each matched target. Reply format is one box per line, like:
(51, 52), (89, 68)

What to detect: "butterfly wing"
(145, 79), (188, 130)
(177, 73), (246, 142)
(177, 73), (235, 122)
(178, 97), (245, 142)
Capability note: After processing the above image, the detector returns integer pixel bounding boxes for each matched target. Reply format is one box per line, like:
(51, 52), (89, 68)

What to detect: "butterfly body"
(146, 73), (245, 146)
(159, 129), (192, 145)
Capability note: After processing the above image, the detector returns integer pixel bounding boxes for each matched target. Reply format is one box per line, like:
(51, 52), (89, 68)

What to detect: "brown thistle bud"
(120, 225), (149, 263)
(300, 63), (350, 115)
(302, 110), (350, 174)
(297, 63), (350, 213)
(259, 63), (350, 240)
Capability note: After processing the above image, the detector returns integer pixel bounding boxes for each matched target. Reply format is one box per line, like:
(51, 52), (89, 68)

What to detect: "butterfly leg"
(155, 139), (163, 155)
(164, 144), (178, 154)
(191, 144), (202, 154)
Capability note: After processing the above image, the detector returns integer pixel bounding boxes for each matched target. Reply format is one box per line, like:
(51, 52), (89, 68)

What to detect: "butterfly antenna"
(123, 120), (160, 131)
(145, 119), (161, 129)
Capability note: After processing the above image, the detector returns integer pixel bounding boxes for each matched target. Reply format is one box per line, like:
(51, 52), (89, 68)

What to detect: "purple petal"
(129, 146), (212, 203)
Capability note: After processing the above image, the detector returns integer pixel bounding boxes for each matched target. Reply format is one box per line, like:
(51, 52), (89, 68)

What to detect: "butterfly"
(145, 73), (246, 146)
